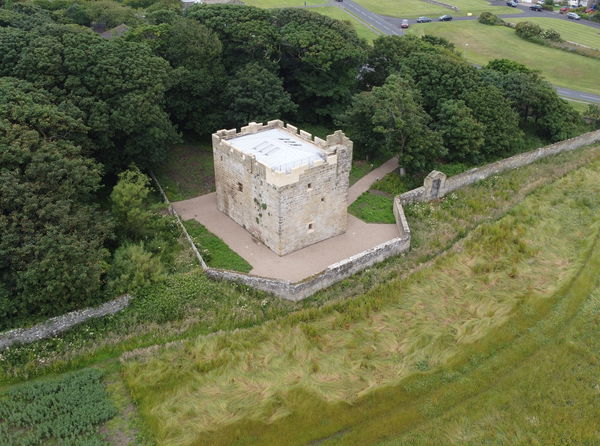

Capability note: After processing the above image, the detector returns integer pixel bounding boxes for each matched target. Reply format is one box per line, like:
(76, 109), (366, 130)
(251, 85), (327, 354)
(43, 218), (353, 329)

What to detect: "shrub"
(542, 4), (554, 10)
(107, 242), (166, 296)
(541, 28), (562, 41)
(478, 12), (504, 25)
(515, 21), (543, 40)
(584, 104), (600, 129)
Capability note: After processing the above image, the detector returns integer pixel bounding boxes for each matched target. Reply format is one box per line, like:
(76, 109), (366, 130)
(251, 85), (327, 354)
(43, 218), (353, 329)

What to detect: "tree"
(463, 85), (525, 159)
(274, 8), (368, 122)
(0, 78), (112, 324)
(187, 4), (280, 71)
(110, 166), (155, 240)
(154, 18), (226, 135)
(223, 63), (297, 128)
(339, 75), (445, 172)
(433, 99), (485, 162)
(584, 104), (600, 129)
(4, 24), (179, 171)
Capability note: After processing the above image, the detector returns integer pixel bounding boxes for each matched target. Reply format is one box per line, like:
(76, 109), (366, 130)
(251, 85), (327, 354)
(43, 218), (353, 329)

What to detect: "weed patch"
(0, 368), (116, 445)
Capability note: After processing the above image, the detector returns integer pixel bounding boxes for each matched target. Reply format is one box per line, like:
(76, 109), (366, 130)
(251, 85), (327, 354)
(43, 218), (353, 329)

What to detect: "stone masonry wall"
(213, 120), (352, 256)
(399, 129), (600, 204)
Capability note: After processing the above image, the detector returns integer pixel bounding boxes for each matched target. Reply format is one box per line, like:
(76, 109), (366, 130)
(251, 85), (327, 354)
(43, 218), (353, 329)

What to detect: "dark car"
(507, 1), (518, 7)
(439, 14), (453, 21)
(417, 16), (432, 22)
(529, 4), (542, 11)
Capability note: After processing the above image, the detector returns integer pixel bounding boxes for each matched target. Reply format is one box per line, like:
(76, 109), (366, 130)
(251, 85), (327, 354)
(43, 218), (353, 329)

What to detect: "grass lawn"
(182, 219), (252, 272)
(565, 98), (594, 113)
(353, 0), (520, 18)
(122, 154), (600, 445)
(348, 190), (396, 223)
(508, 17), (600, 50)
(408, 21), (600, 95)
(154, 138), (214, 202)
(243, 0), (326, 7)
(314, 6), (380, 41)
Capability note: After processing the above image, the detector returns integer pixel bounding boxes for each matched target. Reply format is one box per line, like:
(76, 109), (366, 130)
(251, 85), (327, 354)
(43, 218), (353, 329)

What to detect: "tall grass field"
(122, 156), (600, 445)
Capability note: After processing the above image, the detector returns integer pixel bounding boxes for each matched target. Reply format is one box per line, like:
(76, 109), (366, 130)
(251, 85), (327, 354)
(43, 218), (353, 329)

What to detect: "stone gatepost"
(423, 170), (447, 200)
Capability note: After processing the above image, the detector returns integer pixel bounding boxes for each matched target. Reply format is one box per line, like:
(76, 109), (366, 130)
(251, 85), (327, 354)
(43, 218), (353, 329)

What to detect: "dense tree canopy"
(0, 78), (112, 324)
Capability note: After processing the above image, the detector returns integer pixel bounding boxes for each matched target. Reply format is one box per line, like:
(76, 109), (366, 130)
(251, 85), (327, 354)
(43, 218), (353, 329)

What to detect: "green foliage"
(182, 220), (252, 272)
(0, 78), (112, 326)
(515, 21), (543, 40)
(107, 243), (166, 296)
(348, 191), (395, 223)
(274, 8), (369, 122)
(486, 58), (536, 74)
(584, 104), (600, 129)
(478, 12), (504, 25)
(0, 369), (116, 445)
(110, 166), (154, 240)
(433, 99), (485, 162)
(340, 74), (445, 172)
(223, 62), (297, 128)
(540, 27), (562, 41)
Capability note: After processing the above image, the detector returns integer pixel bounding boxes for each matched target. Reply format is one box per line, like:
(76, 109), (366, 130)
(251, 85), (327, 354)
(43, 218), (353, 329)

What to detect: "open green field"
(408, 21), (600, 94)
(508, 17), (600, 50)
(353, 0), (520, 18)
(122, 152), (600, 445)
(243, 0), (326, 7)
(314, 6), (380, 41)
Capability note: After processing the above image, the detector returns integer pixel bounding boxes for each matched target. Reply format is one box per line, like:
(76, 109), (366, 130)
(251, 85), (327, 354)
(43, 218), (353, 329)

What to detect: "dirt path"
(348, 156), (399, 204)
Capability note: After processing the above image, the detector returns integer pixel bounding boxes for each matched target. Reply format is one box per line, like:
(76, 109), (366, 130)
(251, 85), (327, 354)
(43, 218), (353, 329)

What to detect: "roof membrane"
(227, 128), (325, 173)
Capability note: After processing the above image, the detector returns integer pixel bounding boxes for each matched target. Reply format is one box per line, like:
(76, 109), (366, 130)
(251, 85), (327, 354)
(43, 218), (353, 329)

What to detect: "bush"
(542, 4), (554, 10)
(478, 12), (504, 25)
(107, 242), (166, 296)
(541, 28), (562, 41)
(515, 21), (543, 40)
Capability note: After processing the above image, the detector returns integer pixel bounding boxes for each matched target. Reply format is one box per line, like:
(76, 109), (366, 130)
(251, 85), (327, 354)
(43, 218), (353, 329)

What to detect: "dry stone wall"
(400, 129), (600, 204)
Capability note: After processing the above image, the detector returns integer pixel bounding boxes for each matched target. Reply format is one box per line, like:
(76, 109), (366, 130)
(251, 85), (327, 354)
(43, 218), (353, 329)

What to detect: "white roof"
(227, 128), (325, 173)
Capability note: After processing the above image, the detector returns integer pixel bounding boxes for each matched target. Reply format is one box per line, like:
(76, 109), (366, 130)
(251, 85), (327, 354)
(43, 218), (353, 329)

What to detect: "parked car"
(401, 19), (409, 28)
(530, 4), (543, 10)
(567, 11), (581, 18)
(416, 16), (432, 22)
(559, 6), (570, 12)
(507, 1), (518, 7)
(585, 7), (595, 13)
(439, 14), (453, 21)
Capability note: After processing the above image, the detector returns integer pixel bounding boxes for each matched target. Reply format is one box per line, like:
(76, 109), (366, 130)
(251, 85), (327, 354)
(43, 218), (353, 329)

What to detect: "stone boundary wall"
(399, 129), (600, 205)
(0, 295), (132, 350)
(153, 175), (412, 302)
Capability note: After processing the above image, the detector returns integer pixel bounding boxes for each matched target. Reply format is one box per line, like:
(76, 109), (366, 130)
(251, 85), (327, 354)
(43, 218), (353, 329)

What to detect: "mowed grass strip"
(122, 159), (600, 446)
(509, 17), (600, 50)
(407, 21), (600, 94)
(315, 6), (380, 42)
(182, 219), (252, 272)
(353, 0), (519, 18)
(243, 0), (326, 7)
(348, 190), (396, 223)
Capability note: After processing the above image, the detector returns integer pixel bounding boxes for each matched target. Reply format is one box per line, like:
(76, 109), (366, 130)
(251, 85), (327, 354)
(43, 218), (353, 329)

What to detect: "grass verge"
(182, 219), (252, 272)
(407, 20), (600, 94)
(348, 190), (395, 223)
(353, 0), (519, 18)
(121, 156), (600, 445)
(314, 6), (380, 42)
(508, 17), (600, 50)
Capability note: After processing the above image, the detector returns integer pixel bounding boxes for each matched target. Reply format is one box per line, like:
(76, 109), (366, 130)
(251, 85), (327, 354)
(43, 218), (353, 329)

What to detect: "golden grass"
(122, 159), (600, 445)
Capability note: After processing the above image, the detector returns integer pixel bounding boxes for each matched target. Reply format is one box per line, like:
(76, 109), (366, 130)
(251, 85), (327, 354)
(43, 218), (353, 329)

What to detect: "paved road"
(326, 1), (600, 103)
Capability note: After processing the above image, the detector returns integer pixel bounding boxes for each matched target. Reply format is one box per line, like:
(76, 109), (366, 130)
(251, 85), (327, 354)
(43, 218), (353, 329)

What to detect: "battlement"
(213, 121), (353, 256)
(212, 121), (352, 188)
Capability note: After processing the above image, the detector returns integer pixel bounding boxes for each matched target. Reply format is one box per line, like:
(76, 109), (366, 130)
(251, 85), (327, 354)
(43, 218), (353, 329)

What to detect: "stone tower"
(212, 120), (353, 256)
